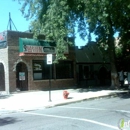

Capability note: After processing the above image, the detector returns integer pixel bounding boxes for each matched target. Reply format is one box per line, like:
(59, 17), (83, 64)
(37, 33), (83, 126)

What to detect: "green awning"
(19, 38), (56, 55)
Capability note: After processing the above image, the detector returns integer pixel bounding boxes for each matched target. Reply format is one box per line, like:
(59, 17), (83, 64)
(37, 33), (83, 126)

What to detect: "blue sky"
(0, 0), (30, 32)
(0, 0), (95, 46)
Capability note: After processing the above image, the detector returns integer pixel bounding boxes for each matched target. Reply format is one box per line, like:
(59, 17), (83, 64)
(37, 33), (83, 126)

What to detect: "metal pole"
(49, 64), (52, 102)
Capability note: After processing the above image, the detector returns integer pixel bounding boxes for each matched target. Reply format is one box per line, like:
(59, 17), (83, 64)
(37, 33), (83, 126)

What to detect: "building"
(0, 30), (76, 94)
(0, 30), (111, 94)
(75, 42), (111, 87)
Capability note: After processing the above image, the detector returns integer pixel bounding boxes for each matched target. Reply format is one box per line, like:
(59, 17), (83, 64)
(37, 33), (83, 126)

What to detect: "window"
(33, 60), (74, 80)
(33, 60), (53, 80)
(56, 61), (74, 79)
(33, 61), (43, 80)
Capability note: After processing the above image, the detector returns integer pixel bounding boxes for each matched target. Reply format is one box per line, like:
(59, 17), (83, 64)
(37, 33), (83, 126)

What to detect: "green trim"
(19, 38), (56, 53)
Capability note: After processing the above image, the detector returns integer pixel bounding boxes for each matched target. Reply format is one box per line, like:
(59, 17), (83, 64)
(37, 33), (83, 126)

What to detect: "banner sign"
(0, 31), (7, 49)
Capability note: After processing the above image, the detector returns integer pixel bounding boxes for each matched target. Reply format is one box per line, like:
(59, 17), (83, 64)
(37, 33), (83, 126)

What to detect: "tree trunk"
(108, 28), (120, 89)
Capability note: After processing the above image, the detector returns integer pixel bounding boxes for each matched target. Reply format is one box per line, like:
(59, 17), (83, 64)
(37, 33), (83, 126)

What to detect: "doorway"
(16, 62), (28, 91)
(99, 66), (107, 85)
(0, 63), (5, 91)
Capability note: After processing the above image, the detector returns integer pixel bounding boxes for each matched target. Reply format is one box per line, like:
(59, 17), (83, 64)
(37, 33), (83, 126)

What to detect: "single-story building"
(75, 42), (111, 87)
(0, 30), (111, 94)
(0, 30), (76, 94)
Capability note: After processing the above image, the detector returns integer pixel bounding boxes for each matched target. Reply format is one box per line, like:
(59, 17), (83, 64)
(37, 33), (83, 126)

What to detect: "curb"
(44, 91), (126, 108)
(0, 91), (129, 115)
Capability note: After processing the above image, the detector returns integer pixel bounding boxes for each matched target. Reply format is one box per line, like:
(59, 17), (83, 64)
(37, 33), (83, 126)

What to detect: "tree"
(82, 0), (130, 88)
(14, 0), (130, 88)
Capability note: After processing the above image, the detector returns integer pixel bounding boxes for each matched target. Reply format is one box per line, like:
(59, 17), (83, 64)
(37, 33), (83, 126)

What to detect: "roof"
(75, 42), (110, 63)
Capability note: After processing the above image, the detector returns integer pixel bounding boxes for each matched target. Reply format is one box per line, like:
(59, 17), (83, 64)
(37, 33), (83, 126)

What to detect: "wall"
(7, 31), (33, 92)
(7, 30), (76, 92)
(0, 48), (9, 94)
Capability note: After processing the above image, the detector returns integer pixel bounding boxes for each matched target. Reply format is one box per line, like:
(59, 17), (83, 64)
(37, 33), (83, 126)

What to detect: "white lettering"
(124, 121), (130, 128)
(24, 45), (43, 53)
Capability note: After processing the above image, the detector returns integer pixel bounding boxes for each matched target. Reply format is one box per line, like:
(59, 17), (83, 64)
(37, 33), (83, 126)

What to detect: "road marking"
(22, 111), (118, 130)
(59, 106), (130, 113)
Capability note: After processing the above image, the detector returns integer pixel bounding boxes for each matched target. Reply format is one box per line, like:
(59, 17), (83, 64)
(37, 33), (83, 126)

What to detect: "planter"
(63, 90), (69, 99)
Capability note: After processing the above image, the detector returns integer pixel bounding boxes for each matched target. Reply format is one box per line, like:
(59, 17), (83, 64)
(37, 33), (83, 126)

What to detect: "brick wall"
(8, 31), (33, 92)
(7, 30), (76, 92)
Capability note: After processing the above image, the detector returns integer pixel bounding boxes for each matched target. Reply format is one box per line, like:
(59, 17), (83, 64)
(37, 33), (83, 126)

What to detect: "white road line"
(59, 106), (130, 113)
(22, 112), (119, 130)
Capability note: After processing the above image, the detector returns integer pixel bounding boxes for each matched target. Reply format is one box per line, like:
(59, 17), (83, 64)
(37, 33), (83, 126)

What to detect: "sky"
(0, 0), (95, 47)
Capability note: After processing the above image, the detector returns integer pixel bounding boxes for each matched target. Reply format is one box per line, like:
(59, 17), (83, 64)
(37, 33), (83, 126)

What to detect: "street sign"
(47, 54), (52, 64)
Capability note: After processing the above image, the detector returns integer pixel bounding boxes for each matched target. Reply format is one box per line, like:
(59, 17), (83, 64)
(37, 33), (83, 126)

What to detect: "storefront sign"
(23, 45), (56, 54)
(24, 45), (43, 53)
(19, 38), (69, 56)
(43, 47), (55, 53)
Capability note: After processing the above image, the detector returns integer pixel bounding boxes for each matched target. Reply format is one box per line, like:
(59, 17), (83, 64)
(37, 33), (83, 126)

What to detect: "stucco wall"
(0, 48), (9, 94)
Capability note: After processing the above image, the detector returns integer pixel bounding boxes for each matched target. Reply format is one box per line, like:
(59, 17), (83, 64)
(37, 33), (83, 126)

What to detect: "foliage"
(14, 0), (130, 85)
(115, 46), (122, 58)
(14, 0), (75, 61)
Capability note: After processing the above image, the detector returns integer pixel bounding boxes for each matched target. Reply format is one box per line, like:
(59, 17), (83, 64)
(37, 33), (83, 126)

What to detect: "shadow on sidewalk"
(76, 85), (130, 92)
(0, 95), (12, 99)
(116, 91), (130, 99)
(0, 117), (21, 126)
(76, 86), (111, 93)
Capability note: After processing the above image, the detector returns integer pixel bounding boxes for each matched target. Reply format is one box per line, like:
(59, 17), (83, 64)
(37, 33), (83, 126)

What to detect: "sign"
(0, 31), (7, 49)
(33, 63), (42, 70)
(43, 47), (55, 53)
(19, 38), (69, 55)
(24, 45), (43, 53)
(47, 54), (52, 64)
(23, 45), (56, 54)
(19, 72), (25, 80)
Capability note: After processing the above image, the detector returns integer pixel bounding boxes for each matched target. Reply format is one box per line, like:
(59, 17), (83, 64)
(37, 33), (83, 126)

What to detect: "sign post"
(47, 54), (52, 102)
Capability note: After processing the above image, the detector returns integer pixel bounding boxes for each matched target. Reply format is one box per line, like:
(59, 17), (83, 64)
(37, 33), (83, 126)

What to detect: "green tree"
(14, 0), (130, 88)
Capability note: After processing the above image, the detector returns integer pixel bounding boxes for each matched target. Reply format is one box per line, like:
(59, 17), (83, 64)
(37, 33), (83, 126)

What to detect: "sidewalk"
(0, 88), (129, 115)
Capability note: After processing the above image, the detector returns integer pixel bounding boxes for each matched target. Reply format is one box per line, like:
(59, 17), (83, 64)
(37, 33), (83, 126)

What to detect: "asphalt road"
(0, 94), (130, 130)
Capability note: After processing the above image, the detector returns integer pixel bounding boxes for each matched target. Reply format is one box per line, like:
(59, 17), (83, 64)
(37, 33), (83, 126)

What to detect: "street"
(0, 94), (130, 130)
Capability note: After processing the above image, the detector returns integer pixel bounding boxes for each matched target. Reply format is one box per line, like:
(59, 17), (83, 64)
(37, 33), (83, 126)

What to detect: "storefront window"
(56, 61), (74, 79)
(33, 60), (54, 80)
(33, 61), (43, 80)
(33, 60), (74, 80)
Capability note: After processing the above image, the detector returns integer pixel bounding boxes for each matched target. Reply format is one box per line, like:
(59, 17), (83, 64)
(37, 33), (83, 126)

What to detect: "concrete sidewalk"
(0, 88), (129, 114)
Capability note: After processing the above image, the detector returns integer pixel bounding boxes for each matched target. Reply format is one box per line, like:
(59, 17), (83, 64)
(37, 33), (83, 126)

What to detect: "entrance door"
(16, 62), (28, 91)
(99, 67), (107, 85)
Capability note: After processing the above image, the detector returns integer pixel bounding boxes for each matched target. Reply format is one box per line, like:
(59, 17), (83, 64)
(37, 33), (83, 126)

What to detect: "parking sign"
(47, 54), (52, 64)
